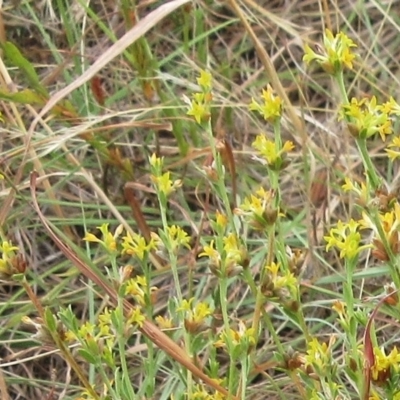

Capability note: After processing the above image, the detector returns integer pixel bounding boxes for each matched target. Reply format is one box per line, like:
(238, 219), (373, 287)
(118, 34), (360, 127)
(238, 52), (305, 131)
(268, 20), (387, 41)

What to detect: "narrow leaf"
(44, 308), (57, 333)
(78, 348), (97, 364)
(1, 42), (48, 96)
(0, 88), (46, 105)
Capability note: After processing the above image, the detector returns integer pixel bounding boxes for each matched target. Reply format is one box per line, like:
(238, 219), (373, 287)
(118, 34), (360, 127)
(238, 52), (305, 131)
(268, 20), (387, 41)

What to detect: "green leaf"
(78, 348), (97, 364)
(0, 88), (46, 105)
(0, 42), (48, 97)
(58, 306), (79, 333)
(44, 308), (57, 333)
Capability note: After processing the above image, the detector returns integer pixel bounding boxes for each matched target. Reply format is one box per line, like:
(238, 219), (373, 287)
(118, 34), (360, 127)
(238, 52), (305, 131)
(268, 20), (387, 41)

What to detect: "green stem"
(294, 307), (311, 343)
(205, 121), (235, 223)
(336, 72), (349, 105)
(369, 208), (400, 287)
(115, 296), (136, 399)
(273, 119), (283, 152)
(55, 333), (102, 400)
(157, 191), (194, 396)
(261, 308), (285, 354)
(240, 356), (249, 399)
(355, 138), (381, 190)
(342, 257), (361, 377)
(251, 226), (274, 342)
(336, 72), (381, 190)
(219, 277), (237, 398)
(143, 261), (156, 396)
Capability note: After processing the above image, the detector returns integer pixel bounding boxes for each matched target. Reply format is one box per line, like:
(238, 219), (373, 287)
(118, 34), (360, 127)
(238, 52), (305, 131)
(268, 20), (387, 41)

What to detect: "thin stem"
(239, 356), (248, 399)
(116, 302), (136, 399)
(157, 192), (194, 395)
(336, 72), (381, 190)
(204, 121), (235, 224)
(219, 277), (237, 399)
(251, 227), (274, 342)
(355, 138), (381, 190)
(336, 72), (349, 105)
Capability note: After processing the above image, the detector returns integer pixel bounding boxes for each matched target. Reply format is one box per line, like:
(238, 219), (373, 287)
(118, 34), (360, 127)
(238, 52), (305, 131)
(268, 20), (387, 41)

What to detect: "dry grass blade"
(0, 368), (10, 400)
(29, 171), (236, 399)
(124, 183), (152, 243)
(227, 0), (306, 145)
(27, 0), (191, 137)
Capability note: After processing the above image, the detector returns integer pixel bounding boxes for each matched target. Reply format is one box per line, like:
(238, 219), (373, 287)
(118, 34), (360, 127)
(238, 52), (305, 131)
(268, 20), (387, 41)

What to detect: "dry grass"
(1, 0), (400, 399)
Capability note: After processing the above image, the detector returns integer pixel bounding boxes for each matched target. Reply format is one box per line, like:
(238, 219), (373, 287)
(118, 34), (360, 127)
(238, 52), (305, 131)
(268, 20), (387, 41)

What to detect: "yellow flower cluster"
(371, 346), (400, 384)
(252, 135), (294, 170)
(199, 233), (246, 277)
(84, 223), (156, 260)
(214, 320), (255, 357)
(149, 154), (182, 197)
(125, 275), (156, 307)
(178, 297), (213, 334)
(249, 84), (283, 123)
(324, 219), (372, 260)
(303, 29), (357, 74)
(186, 70), (213, 124)
(340, 96), (394, 141)
(236, 187), (281, 230)
(0, 240), (20, 277)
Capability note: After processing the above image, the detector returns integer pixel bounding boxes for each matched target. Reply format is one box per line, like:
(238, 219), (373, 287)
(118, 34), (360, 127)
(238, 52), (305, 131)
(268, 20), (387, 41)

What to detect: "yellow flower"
(324, 219), (372, 259)
(187, 99), (210, 124)
(177, 297), (194, 312)
(121, 231), (155, 260)
(151, 172), (181, 196)
(127, 306), (145, 327)
(386, 136), (400, 161)
(215, 321), (255, 353)
(342, 177), (356, 192)
(223, 233), (242, 263)
(305, 337), (331, 371)
(82, 232), (100, 243)
(186, 71), (213, 125)
(341, 178), (369, 205)
(215, 210), (227, 229)
(266, 262), (298, 294)
(64, 330), (77, 343)
(178, 298), (213, 334)
(125, 276), (149, 305)
(189, 384), (226, 400)
(0, 240), (19, 277)
(371, 346), (400, 383)
(380, 96), (400, 115)
(155, 315), (174, 329)
(249, 85), (283, 123)
(167, 225), (191, 251)
(0, 241), (19, 254)
(236, 187), (280, 229)
(196, 70), (212, 90)
(83, 223), (122, 253)
(199, 240), (220, 264)
(78, 321), (95, 340)
(149, 153), (163, 169)
(303, 29), (357, 75)
(98, 308), (112, 327)
(332, 300), (346, 316)
(340, 96), (393, 141)
(361, 202), (400, 237)
(252, 134), (294, 169)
